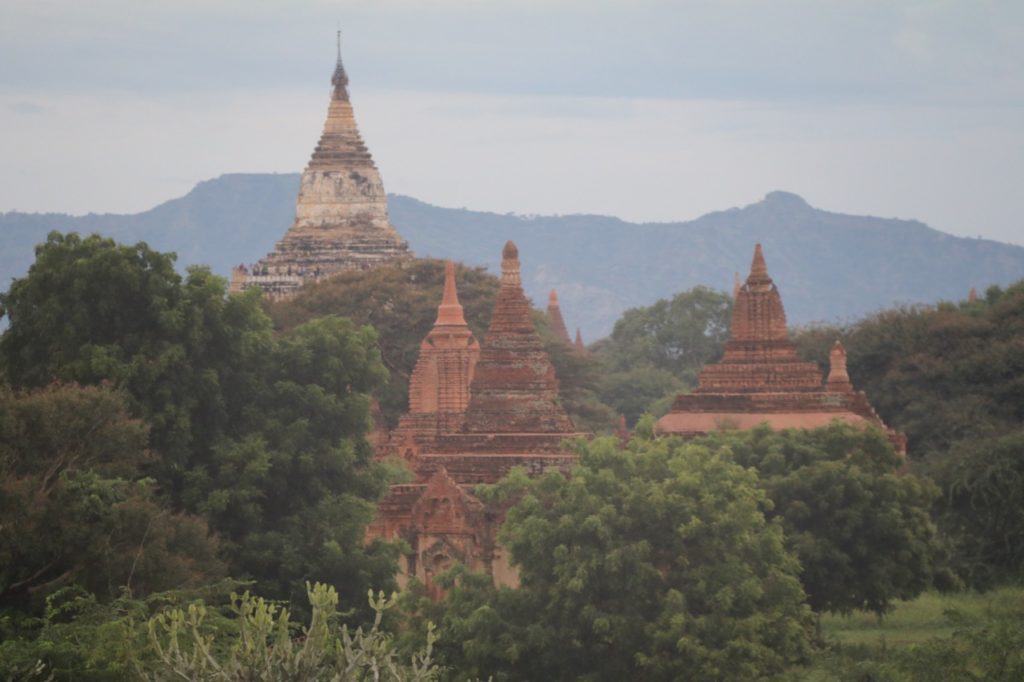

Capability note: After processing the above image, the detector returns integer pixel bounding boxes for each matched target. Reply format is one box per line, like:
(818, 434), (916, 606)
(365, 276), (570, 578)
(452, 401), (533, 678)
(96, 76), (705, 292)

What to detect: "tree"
(0, 232), (274, 492)
(0, 233), (400, 611)
(266, 259), (500, 427)
(702, 424), (943, 616)
(593, 287), (731, 423)
(411, 435), (812, 681)
(0, 383), (224, 613)
(793, 281), (1024, 586)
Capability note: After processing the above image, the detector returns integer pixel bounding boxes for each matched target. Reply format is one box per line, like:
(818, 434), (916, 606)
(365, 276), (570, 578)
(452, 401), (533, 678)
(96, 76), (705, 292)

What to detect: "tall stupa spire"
(234, 34), (410, 300)
(332, 28), (349, 99)
(547, 289), (572, 344)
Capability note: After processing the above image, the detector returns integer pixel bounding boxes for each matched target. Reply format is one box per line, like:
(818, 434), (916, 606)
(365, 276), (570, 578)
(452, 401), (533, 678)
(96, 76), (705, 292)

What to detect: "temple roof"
(461, 241), (576, 434)
(657, 244), (905, 453)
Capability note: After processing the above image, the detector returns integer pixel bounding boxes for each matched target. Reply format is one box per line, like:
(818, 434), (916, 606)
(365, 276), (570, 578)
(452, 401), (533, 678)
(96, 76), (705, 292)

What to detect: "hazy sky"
(2, 0), (1023, 244)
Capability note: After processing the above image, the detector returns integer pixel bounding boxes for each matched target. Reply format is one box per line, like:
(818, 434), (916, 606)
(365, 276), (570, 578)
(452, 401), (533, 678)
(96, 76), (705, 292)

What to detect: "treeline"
(1, 232), (1022, 680)
(794, 283), (1024, 588)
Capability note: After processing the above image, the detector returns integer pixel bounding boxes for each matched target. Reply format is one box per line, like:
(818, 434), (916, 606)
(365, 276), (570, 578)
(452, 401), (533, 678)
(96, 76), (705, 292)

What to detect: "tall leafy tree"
(593, 286), (731, 423)
(794, 281), (1024, 586)
(0, 233), (399, 610)
(266, 258), (500, 427)
(703, 424), (943, 616)
(408, 435), (812, 682)
(0, 383), (224, 612)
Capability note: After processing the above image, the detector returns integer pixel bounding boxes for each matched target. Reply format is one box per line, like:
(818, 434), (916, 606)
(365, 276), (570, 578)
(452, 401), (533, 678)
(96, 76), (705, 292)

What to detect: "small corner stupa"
(231, 32), (410, 299)
(657, 244), (905, 453)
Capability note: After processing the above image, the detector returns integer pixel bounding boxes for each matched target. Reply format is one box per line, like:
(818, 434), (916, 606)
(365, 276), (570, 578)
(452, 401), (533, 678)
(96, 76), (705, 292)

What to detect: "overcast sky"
(2, 0), (1023, 244)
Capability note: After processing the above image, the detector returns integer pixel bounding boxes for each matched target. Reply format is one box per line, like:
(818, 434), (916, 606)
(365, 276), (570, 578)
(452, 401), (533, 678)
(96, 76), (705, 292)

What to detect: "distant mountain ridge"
(3, 173), (1023, 340)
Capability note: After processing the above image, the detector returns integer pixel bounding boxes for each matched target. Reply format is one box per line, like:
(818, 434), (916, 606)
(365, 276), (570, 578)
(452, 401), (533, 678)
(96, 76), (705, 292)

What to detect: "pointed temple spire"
(547, 289), (572, 343)
(575, 327), (586, 352)
(462, 242), (576, 433)
(233, 34), (409, 300)
(968, 287), (978, 302)
(826, 340), (854, 393)
(406, 261), (480, 416)
(657, 244), (906, 455)
(733, 271), (742, 299)
(332, 29), (350, 100)
(730, 242), (789, 342)
(435, 260), (467, 326)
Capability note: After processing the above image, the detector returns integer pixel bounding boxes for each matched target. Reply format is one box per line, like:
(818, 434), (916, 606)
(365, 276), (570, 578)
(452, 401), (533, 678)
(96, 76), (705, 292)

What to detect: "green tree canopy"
(266, 259), (500, 427)
(794, 280), (1024, 586)
(0, 383), (224, 612)
(593, 286), (732, 423)
(699, 424), (943, 616)
(0, 233), (398, 610)
(409, 435), (812, 682)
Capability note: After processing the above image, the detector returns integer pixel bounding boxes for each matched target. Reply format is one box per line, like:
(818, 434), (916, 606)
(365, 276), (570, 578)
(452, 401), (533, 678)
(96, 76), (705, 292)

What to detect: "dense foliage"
(0, 383), (223, 613)
(696, 425), (943, 616)
(266, 259), (499, 427)
(0, 233), (397, 610)
(795, 281), (1024, 586)
(405, 434), (813, 682)
(592, 286), (732, 423)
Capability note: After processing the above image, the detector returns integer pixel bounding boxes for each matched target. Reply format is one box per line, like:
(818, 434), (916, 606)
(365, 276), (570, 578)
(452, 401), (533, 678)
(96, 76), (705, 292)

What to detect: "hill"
(3, 174), (1023, 339)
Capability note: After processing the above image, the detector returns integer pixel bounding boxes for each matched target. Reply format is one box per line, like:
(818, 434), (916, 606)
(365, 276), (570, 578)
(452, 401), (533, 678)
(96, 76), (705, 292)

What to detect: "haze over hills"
(2, 172), (1023, 340)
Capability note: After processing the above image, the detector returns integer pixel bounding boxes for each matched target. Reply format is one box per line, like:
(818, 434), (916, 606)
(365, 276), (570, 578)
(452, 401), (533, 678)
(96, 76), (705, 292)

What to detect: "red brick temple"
(657, 244), (905, 453)
(367, 242), (583, 595)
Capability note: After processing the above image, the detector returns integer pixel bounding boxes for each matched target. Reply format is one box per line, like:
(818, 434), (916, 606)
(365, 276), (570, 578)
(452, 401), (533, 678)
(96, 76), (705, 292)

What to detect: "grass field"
(786, 586), (1024, 680)
(821, 587), (1024, 648)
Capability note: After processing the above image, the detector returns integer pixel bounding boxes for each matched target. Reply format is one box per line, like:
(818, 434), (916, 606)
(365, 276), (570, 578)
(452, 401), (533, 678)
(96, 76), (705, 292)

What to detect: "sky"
(2, 0), (1023, 244)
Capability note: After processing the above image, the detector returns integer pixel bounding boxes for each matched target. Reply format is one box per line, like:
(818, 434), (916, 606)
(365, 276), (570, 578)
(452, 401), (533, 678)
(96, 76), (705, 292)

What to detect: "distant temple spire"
(547, 289), (572, 343)
(733, 271), (741, 299)
(233, 34), (410, 300)
(332, 29), (350, 99)
(462, 241), (575, 434)
(731, 243), (789, 343)
(968, 287), (978, 302)
(575, 327), (586, 352)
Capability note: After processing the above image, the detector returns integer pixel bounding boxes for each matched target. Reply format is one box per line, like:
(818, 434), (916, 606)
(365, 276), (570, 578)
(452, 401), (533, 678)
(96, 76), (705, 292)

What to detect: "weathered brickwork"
(231, 46), (410, 300)
(657, 244), (906, 453)
(367, 242), (582, 596)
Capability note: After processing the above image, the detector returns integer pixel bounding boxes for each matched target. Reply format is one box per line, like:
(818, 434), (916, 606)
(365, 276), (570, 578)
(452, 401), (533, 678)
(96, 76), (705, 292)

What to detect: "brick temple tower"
(657, 244), (905, 452)
(232, 33), (410, 299)
(390, 260), (481, 457)
(368, 242), (583, 596)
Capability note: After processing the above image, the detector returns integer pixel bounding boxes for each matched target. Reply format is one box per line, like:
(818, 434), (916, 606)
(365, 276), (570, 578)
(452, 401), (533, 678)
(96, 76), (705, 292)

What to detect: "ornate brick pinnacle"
(547, 289), (572, 343)
(730, 243), (789, 343)
(405, 261), (479, 417)
(501, 241), (521, 286)
(435, 260), (467, 327)
(575, 327), (586, 352)
(826, 340), (854, 392)
(462, 242), (576, 434)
